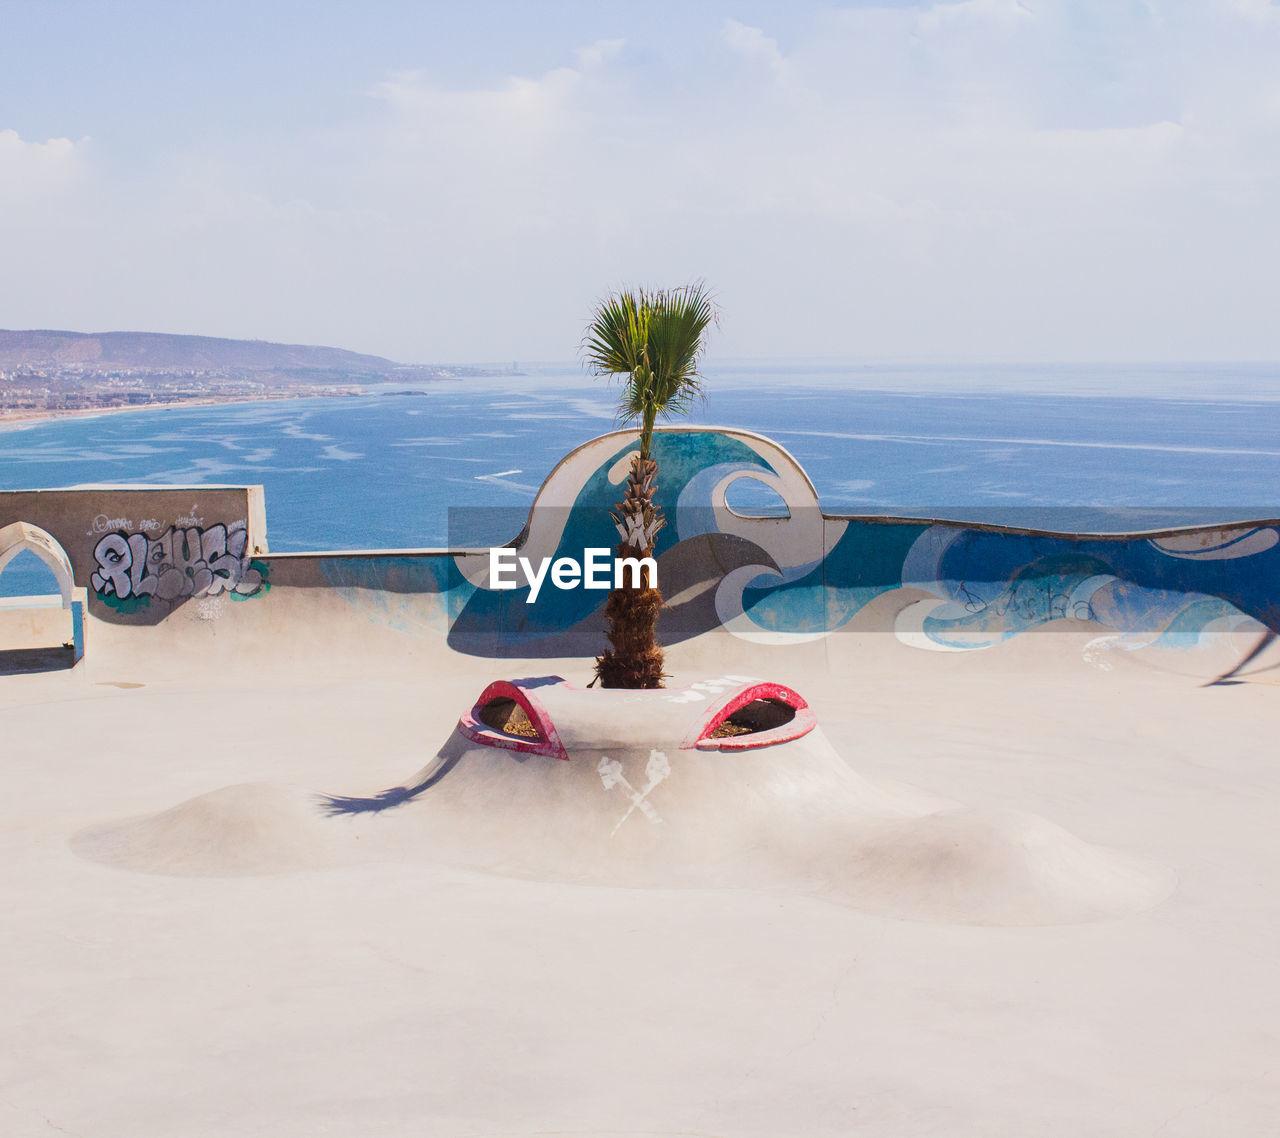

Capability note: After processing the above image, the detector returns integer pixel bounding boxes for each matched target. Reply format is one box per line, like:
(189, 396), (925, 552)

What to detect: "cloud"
(370, 64), (583, 154)
(721, 19), (787, 76)
(1220, 0), (1278, 22)
(0, 4), (1278, 363)
(0, 129), (86, 205)
(0, 128), (79, 161)
(916, 0), (1032, 33)
(575, 38), (625, 70)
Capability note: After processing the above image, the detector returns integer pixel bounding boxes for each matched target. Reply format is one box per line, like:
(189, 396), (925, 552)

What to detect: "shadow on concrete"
(319, 736), (475, 816)
(1203, 629), (1280, 687)
(0, 646), (77, 675)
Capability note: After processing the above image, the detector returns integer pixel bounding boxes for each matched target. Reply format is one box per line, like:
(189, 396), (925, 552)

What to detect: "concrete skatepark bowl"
(2, 427), (1279, 1136)
(74, 676), (1173, 928)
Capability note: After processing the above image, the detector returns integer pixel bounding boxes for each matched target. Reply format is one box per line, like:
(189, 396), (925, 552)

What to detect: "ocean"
(3, 361), (1280, 595)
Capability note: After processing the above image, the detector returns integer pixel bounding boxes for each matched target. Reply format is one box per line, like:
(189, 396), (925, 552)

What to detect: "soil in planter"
(477, 697), (540, 739)
(709, 698), (796, 739)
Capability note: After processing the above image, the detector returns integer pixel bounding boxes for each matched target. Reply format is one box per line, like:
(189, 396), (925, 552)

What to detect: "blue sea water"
(2, 361), (1280, 595)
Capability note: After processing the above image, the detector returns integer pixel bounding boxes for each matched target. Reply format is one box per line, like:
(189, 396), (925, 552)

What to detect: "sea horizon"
(3, 359), (1280, 595)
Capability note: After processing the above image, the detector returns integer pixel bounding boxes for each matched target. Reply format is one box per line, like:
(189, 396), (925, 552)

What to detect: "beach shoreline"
(0, 391), (365, 433)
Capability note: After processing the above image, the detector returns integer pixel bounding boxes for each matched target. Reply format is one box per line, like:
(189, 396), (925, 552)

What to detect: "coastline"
(0, 391), (361, 433)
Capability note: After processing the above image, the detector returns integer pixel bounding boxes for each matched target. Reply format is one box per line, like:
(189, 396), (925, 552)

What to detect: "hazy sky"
(2, 0), (1277, 364)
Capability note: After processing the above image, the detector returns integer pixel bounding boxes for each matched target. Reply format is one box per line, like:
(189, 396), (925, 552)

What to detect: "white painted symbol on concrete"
(664, 675), (759, 704)
(196, 595), (225, 621)
(598, 749), (671, 836)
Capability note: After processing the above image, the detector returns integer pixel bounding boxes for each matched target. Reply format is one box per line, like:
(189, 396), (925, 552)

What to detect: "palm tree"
(582, 282), (718, 688)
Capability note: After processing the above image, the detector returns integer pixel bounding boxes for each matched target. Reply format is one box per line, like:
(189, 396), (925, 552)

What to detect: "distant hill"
(0, 330), (400, 374)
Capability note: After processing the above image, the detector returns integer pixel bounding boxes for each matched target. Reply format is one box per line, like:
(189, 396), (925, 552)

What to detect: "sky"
(1, 0), (1278, 365)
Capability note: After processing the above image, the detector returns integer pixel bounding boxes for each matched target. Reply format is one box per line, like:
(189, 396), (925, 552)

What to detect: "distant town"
(0, 362), (508, 418)
(0, 329), (519, 422)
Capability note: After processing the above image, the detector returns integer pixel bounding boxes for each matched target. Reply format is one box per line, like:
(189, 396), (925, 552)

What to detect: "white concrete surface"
(2, 629), (1278, 1136)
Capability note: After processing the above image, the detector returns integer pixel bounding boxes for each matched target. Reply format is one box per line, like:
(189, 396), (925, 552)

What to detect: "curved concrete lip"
(456, 675), (817, 756)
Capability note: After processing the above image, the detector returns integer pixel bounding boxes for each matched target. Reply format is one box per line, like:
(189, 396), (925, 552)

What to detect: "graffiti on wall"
(90, 520), (269, 611)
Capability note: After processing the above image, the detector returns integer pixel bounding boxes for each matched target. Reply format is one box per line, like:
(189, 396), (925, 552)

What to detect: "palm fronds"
(582, 282), (717, 458)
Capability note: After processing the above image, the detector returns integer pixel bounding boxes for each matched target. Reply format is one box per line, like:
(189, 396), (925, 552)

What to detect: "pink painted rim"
(681, 681), (816, 752)
(457, 680), (569, 761)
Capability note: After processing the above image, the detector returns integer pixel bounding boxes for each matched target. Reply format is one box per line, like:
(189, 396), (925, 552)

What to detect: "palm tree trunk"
(639, 404), (658, 461)
(594, 451), (666, 688)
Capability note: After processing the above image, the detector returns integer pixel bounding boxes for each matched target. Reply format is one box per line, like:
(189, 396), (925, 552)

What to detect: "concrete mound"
(70, 678), (1175, 924)
(71, 782), (344, 877)
(838, 806), (1175, 926)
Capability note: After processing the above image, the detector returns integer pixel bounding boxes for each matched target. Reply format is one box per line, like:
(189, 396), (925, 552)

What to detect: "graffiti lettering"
(91, 521), (268, 607)
(90, 513), (134, 535)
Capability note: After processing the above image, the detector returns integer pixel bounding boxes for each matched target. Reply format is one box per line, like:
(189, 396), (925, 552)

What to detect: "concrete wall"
(0, 485), (268, 626)
(1, 430), (1276, 666)
(0, 596), (75, 649)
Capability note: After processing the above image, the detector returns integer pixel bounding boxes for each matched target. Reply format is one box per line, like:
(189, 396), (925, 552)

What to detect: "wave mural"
(438, 428), (1279, 656)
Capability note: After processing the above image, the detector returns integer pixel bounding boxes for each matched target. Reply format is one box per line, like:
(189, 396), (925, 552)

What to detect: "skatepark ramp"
(0, 429), (1275, 675)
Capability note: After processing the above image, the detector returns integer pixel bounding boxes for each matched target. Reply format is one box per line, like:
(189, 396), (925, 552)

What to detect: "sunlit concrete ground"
(2, 625), (1278, 1137)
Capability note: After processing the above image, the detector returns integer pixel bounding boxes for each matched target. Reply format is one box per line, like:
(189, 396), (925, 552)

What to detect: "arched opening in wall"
(0, 523), (83, 675)
(723, 476), (791, 518)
